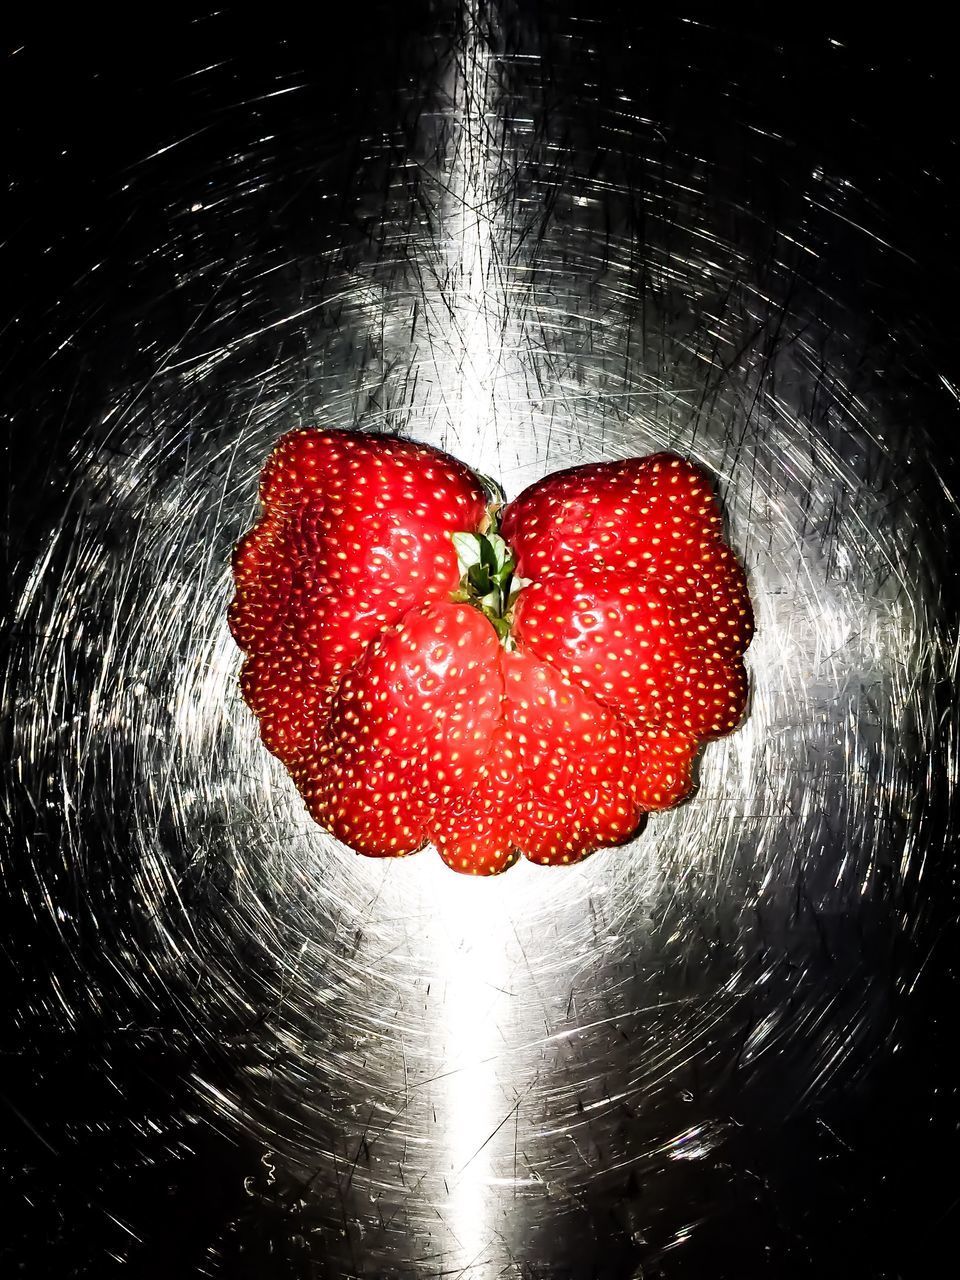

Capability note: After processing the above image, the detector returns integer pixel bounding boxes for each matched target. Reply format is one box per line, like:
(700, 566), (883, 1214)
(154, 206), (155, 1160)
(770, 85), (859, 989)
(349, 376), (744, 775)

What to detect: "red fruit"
(501, 648), (643, 865)
(230, 429), (486, 694)
(630, 728), (700, 811)
(230, 430), (753, 875)
(511, 569), (688, 723)
(313, 601), (503, 859)
(240, 649), (328, 763)
(500, 453), (753, 656)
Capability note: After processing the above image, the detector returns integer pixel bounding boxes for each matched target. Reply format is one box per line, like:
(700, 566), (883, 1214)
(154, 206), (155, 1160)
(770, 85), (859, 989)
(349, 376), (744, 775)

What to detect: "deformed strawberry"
(230, 430), (753, 874)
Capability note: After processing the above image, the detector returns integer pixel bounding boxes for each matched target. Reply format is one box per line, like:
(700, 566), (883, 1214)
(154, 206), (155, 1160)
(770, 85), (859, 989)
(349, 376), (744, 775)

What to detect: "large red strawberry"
(230, 430), (753, 874)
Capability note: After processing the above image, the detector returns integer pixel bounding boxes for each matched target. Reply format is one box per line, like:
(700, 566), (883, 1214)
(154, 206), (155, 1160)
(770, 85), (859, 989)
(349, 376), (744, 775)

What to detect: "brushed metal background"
(2, 3), (958, 1276)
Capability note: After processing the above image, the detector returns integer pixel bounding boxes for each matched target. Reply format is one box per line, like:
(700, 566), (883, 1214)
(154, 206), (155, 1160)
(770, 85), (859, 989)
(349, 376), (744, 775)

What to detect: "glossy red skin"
(230, 431), (753, 874)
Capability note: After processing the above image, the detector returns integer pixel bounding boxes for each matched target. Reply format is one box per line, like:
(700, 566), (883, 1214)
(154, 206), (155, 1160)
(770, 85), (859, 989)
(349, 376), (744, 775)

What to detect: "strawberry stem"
(475, 471), (507, 508)
(451, 506), (529, 645)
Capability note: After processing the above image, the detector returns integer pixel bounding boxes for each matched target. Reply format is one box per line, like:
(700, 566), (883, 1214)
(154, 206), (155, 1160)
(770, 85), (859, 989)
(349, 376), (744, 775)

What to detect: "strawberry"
(230, 431), (753, 874)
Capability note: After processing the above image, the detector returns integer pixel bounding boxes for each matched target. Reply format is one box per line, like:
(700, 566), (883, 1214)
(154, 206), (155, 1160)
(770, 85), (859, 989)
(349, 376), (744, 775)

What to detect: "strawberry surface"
(230, 430), (753, 874)
(501, 453), (753, 657)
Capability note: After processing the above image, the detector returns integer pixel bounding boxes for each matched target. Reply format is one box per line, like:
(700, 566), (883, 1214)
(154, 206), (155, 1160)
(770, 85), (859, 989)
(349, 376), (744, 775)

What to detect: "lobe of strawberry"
(308, 601), (503, 860)
(231, 429), (489, 765)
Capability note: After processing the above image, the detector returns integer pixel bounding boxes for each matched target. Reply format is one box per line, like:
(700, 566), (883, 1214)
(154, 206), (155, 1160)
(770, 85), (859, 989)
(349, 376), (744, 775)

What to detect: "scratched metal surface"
(2, 3), (959, 1277)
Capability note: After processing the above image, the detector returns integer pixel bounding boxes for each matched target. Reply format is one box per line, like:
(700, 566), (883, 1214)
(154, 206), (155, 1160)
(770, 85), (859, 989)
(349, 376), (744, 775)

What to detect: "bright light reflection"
(420, 4), (525, 1261)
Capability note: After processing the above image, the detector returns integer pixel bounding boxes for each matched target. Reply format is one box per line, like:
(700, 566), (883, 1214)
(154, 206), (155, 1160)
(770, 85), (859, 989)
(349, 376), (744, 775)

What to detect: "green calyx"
(451, 510), (529, 645)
